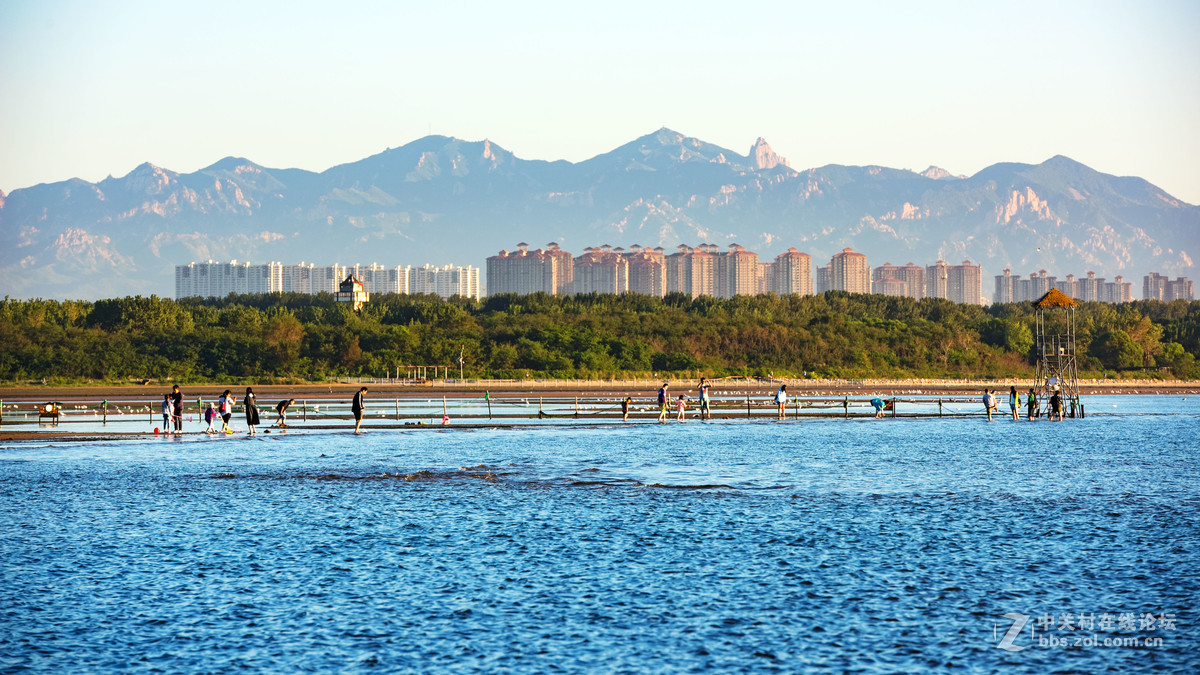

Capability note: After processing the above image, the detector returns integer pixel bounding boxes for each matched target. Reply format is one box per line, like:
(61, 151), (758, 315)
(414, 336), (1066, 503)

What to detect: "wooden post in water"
(891, 398), (897, 418)
(486, 391), (492, 420)
(395, 398), (399, 421)
(539, 397), (544, 418)
(938, 398), (943, 417)
(303, 400), (307, 422)
(575, 396), (579, 418)
(746, 394), (751, 419)
(102, 401), (107, 425)
(443, 396), (447, 418)
(843, 396), (849, 419)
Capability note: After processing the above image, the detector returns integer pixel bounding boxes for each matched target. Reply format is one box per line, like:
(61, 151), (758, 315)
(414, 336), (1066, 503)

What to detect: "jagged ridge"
(0, 128), (1195, 299)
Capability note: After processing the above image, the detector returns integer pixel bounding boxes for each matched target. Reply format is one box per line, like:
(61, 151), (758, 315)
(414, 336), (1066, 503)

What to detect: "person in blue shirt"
(161, 394), (172, 430)
(871, 397), (885, 419)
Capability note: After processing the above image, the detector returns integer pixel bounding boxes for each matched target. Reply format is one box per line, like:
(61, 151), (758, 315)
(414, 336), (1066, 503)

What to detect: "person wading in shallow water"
(871, 397), (886, 419)
(1050, 389), (1063, 421)
(219, 390), (234, 433)
(275, 398), (295, 427)
(170, 384), (183, 434)
(243, 387), (260, 436)
(657, 383), (670, 423)
(352, 387), (368, 434)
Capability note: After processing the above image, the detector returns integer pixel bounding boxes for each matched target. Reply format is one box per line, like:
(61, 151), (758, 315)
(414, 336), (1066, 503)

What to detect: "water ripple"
(1, 398), (1197, 672)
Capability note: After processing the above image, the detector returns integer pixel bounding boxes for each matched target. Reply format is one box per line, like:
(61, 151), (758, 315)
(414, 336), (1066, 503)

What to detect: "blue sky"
(2, 0), (1198, 203)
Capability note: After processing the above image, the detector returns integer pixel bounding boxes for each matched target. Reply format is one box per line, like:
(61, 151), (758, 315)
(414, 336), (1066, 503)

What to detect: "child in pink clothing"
(675, 395), (688, 422)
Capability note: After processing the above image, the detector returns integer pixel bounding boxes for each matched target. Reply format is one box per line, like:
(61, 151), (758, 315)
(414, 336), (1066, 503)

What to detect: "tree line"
(1, 292), (1196, 383)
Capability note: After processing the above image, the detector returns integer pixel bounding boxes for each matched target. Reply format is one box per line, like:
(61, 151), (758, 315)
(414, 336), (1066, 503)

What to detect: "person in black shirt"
(352, 387), (368, 434)
(243, 387), (260, 436)
(170, 385), (183, 434)
(275, 399), (295, 427)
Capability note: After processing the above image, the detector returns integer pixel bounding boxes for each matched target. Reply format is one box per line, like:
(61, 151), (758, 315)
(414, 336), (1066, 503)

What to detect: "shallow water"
(2, 396), (1197, 672)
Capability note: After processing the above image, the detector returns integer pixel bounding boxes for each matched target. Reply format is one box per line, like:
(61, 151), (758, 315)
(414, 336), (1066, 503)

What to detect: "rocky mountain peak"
(204, 157), (262, 174)
(751, 138), (788, 170)
(122, 162), (177, 195)
(1, 129), (1195, 299)
(652, 127), (685, 144)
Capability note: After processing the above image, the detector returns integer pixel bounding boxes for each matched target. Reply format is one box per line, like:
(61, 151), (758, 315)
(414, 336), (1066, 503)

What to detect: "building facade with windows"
(486, 243), (559, 295)
(714, 244), (759, 298)
(871, 262), (924, 300)
(1144, 273), (1194, 301)
(411, 264), (481, 300)
(573, 245), (629, 295)
(666, 245), (717, 298)
(994, 269), (1135, 304)
(626, 245), (667, 297)
(772, 248), (813, 296)
(829, 248), (870, 294)
(176, 260), (479, 299)
(176, 260), (282, 298)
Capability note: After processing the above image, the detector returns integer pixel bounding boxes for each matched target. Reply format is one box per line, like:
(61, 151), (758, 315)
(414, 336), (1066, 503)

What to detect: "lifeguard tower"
(1032, 288), (1083, 418)
(336, 274), (369, 311)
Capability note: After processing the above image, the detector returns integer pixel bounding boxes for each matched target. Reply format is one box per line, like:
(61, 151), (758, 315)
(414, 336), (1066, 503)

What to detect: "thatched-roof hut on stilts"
(1032, 288), (1083, 418)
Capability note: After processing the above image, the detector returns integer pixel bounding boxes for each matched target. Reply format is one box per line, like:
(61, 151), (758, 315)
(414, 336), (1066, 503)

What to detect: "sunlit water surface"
(2, 396), (1197, 673)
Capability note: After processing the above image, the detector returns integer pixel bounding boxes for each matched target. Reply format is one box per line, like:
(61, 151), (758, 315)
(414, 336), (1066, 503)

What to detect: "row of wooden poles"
(2, 393), (1005, 426)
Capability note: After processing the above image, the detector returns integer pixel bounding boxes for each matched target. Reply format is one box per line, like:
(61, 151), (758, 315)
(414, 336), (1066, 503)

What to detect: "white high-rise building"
(361, 263), (412, 295)
(176, 260), (282, 298)
(412, 264), (481, 300)
(177, 260), (478, 299)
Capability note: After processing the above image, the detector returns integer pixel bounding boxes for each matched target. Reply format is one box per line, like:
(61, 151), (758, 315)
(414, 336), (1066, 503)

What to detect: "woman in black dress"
(244, 386), (261, 436)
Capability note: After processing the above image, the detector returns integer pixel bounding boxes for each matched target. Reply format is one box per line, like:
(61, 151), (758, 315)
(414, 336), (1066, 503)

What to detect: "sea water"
(1, 396), (1196, 672)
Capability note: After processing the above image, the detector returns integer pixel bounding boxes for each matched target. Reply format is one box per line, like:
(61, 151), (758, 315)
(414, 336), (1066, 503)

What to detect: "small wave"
(566, 478), (643, 488)
(645, 483), (736, 490)
(205, 468), (506, 483)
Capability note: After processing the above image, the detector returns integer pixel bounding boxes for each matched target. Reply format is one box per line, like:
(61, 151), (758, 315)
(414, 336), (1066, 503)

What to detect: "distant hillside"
(1, 127), (1195, 299)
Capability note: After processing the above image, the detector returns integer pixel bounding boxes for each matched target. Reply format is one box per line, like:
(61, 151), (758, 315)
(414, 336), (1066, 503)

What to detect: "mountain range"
(1, 127), (1196, 300)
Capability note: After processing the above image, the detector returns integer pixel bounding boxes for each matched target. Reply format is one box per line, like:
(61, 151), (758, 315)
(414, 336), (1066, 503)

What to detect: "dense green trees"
(1, 292), (1196, 383)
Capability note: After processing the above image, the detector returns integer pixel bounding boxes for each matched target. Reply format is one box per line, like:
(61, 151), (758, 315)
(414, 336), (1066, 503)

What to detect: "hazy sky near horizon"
(2, 0), (1198, 203)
